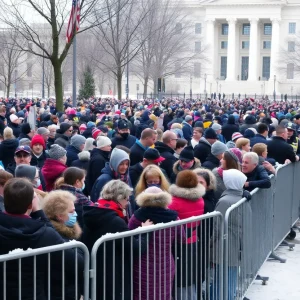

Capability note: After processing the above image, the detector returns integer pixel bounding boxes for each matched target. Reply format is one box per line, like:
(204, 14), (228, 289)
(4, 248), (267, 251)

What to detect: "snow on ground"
(245, 232), (300, 300)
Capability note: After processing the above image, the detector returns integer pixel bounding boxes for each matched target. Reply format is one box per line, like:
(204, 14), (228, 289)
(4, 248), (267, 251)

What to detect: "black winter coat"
(66, 145), (80, 167)
(30, 151), (49, 169)
(267, 136), (296, 164)
(0, 115), (6, 135)
(194, 138), (212, 164)
(130, 142), (146, 166)
(111, 134), (136, 149)
(81, 206), (147, 300)
(244, 165), (271, 191)
(202, 153), (220, 170)
(155, 141), (178, 179)
(8, 123), (21, 138)
(129, 163), (144, 188)
(54, 133), (70, 149)
(71, 157), (90, 172)
(0, 210), (84, 300)
(221, 123), (239, 143)
(250, 134), (267, 147)
(0, 138), (18, 168)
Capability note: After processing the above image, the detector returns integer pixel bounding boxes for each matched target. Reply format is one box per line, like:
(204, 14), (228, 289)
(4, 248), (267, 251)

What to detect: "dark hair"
(175, 138), (188, 150)
(4, 178), (34, 214)
(223, 151), (240, 170)
(0, 170), (13, 186)
(257, 123), (268, 134)
(63, 167), (85, 186)
(193, 127), (203, 134)
(115, 145), (131, 154)
(196, 170), (210, 187)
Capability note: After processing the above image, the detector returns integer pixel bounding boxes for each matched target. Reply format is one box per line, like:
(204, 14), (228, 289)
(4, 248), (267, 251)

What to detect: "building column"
(270, 18), (281, 80)
(248, 18), (259, 81)
(226, 18), (237, 81)
(205, 18), (215, 81)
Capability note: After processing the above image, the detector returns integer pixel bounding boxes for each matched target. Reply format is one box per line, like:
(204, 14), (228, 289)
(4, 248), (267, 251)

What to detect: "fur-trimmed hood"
(172, 157), (201, 175)
(136, 191), (172, 208)
(50, 220), (82, 240)
(169, 184), (205, 201)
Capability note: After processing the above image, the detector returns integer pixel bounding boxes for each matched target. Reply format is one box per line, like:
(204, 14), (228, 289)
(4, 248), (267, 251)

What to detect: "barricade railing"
(90, 212), (224, 300)
(0, 241), (89, 300)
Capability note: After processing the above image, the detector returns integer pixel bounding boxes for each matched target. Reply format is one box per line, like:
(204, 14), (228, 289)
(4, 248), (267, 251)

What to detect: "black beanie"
(21, 123), (31, 135)
(57, 123), (71, 134)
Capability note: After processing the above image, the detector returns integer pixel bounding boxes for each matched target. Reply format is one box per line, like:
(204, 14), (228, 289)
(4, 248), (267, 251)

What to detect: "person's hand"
(285, 159), (291, 164)
(142, 219), (153, 227)
(262, 161), (272, 170)
(244, 182), (249, 188)
(296, 155), (299, 162)
(31, 193), (40, 212)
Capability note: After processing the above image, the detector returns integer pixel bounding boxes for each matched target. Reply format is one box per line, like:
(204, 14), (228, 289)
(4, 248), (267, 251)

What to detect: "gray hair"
(243, 152), (259, 165)
(100, 180), (133, 202)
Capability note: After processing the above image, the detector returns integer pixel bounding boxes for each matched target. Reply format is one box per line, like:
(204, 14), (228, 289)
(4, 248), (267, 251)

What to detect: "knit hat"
(84, 138), (95, 151)
(176, 170), (198, 189)
(79, 124), (87, 132)
(57, 123), (71, 134)
(70, 135), (86, 151)
(37, 127), (50, 135)
(87, 121), (96, 128)
(31, 134), (46, 149)
(15, 164), (36, 181)
(231, 132), (243, 141)
(19, 138), (31, 147)
(21, 123), (31, 135)
(117, 119), (130, 130)
(110, 148), (130, 172)
(185, 115), (193, 122)
(92, 128), (101, 139)
(211, 123), (222, 131)
(49, 144), (67, 160)
(211, 141), (228, 156)
(223, 169), (247, 190)
(204, 128), (217, 139)
(227, 148), (243, 164)
(97, 136), (112, 148)
(179, 146), (194, 162)
(9, 114), (19, 123)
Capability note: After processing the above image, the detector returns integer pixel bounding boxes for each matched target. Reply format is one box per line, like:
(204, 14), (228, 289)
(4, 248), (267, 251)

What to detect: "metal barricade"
(272, 163), (295, 250)
(224, 176), (274, 300)
(0, 241), (89, 300)
(90, 212), (224, 300)
(292, 162), (300, 226)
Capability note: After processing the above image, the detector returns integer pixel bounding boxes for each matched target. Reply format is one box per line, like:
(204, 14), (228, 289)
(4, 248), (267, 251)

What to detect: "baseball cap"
(287, 122), (296, 131)
(15, 145), (31, 155)
(144, 148), (165, 163)
(117, 119), (129, 130)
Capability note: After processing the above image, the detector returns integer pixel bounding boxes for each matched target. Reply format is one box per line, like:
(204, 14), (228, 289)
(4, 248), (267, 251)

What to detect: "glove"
(243, 190), (252, 201)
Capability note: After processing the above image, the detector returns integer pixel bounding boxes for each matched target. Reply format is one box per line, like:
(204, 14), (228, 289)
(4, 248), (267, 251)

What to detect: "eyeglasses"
(15, 153), (30, 158)
(171, 138), (178, 141)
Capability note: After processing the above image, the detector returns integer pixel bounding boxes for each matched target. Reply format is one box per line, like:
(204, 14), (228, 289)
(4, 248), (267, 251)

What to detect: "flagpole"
(72, 34), (77, 108)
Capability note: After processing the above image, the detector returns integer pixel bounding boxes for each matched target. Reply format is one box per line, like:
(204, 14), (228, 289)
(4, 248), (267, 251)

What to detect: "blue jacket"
(182, 121), (193, 142)
(250, 134), (267, 147)
(66, 145), (80, 167)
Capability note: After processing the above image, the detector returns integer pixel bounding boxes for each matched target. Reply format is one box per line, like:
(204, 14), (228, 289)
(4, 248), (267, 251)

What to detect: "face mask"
(34, 179), (41, 188)
(65, 211), (77, 227)
(147, 183), (161, 188)
(81, 182), (85, 191)
(120, 132), (129, 139)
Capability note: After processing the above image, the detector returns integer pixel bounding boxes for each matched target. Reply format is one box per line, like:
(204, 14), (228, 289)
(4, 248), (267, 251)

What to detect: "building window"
(263, 41), (271, 49)
(194, 62), (201, 78)
(289, 22), (296, 34)
(287, 63), (294, 79)
(264, 23), (272, 35)
(174, 62), (181, 78)
(241, 57), (249, 80)
(220, 56), (227, 79)
(242, 41), (249, 49)
(221, 41), (228, 49)
(222, 24), (228, 35)
(262, 56), (270, 79)
(242, 24), (250, 35)
(195, 41), (201, 53)
(27, 63), (32, 77)
(288, 41), (295, 52)
(195, 23), (202, 34)
(175, 23), (182, 34)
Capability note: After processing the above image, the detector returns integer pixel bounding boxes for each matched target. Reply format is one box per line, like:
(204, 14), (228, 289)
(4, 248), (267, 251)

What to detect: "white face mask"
(34, 179), (41, 188)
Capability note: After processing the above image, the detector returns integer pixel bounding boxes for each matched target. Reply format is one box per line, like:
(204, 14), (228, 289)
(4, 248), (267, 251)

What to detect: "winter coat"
(194, 137), (212, 164)
(18, 133), (32, 140)
(203, 189), (217, 214)
(0, 138), (18, 169)
(129, 163), (144, 188)
(163, 113), (173, 131)
(111, 134), (136, 149)
(47, 137), (55, 149)
(170, 158), (201, 183)
(267, 136), (296, 164)
(155, 141), (178, 179)
(0, 210), (84, 300)
(130, 140), (147, 166)
(58, 184), (93, 228)
(203, 119), (212, 129)
(0, 115), (6, 135)
(81, 205), (148, 300)
(86, 148), (109, 193)
(221, 116), (239, 142)
(42, 159), (67, 191)
(8, 123), (21, 138)
(54, 133), (70, 149)
(239, 123), (258, 135)
(82, 128), (93, 139)
(182, 121), (193, 143)
(71, 151), (90, 172)
(128, 192), (180, 300)
(202, 153), (220, 170)
(135, 115), (154, 139)
(30, 151), (49, 169)
(250, 134), (267, 147)
(212, 168), (226, 201)
(244, 165), (271, 191)
(66, 145), (80, 167)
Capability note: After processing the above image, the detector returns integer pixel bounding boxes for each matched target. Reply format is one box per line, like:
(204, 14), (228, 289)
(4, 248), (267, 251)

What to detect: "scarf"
(96, 199), (125, 218)
(113, 171), (129, 184)
(217, 167), (224, 178)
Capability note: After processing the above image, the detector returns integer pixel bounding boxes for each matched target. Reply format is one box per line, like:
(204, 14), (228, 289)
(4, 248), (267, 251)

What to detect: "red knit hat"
(31, 134), (46, 149)
(92, 128), (101, 139)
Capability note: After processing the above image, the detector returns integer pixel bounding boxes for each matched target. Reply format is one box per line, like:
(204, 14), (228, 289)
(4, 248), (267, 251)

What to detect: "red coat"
(41, 159), (67, 191)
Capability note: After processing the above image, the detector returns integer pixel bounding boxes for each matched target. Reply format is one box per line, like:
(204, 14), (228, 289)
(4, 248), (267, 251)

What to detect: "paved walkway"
(245, 232), (300, 300)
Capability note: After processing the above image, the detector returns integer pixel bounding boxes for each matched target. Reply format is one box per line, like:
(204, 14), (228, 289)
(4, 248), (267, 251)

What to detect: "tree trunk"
(53, 60), (64, 112)
(47, 85), (50, 98)
(153, 77), (158, 97)
(6, 84), (10, 98)
(117, 67), (122, 100)
(143, 76), (148, 98)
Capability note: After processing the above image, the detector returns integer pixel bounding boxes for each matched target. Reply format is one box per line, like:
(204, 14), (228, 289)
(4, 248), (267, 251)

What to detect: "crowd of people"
(0, 96), (299, 299)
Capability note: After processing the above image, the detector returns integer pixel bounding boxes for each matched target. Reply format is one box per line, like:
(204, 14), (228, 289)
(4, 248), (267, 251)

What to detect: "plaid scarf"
(96, 199), (125, 218)
(113, 171), (129, 184)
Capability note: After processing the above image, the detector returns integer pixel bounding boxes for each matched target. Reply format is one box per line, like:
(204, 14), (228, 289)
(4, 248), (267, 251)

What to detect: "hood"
(55, 132), (69, 141)
(199, 137), (211, 147)
(141, 110), (150, 121)
(223, 169), (247, 190)
(0, 212), (48, 250)
(50, 220), (82, 240)
(101, 162), (114, 176)
(1, 138), (19, 148)
(244, 115), (256, 125)
(155, 141), (174, 154)
(169, 184), (205, 201)
(42, 159), (67, 180)
(134, 207), (178, 224)
(172, 158), (201, 175)
(136, 190), (172, 208)
(227, 115), (236, 125)
(110, 148), (130, 172)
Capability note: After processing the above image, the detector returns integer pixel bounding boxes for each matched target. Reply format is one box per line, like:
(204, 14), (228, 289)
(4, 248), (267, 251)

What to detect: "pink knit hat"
(228, 148), (243, 164)
(92, 128), (101, 139)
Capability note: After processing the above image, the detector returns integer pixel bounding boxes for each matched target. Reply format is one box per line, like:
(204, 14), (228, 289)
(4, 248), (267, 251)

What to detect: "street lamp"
(126, 28), (130, 99)
(291, 86), (294, 101)
(204, 73), (207, 100)
(219, 84), (222, 95)
(190, 75), (193, 99)
(14, 69), (17, 98)
(273, 75), (276, 101)
(216, 77), (219, 94)
(41, 43), (45, 99)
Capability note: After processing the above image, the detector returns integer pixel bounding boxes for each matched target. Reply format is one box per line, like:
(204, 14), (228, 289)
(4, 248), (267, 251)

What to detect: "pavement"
(245, 232), (300, 300)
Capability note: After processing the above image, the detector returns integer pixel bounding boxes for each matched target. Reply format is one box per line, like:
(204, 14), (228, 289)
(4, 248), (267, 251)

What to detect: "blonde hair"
(170, 123), (182, 129)
(252, 143), (267, 157)
(43, 190), (76, 219)
(135, 165), (170, 196)
(156, 128), (163, 142)
(235, 138), (250, 150)
(3, 127), (14, 140)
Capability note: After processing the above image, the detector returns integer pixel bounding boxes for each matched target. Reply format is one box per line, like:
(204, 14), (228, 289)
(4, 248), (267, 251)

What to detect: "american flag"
(66, 0), (81, 43)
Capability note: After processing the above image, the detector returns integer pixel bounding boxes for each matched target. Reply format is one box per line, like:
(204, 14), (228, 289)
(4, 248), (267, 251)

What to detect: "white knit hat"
(97, 136), (112, 148)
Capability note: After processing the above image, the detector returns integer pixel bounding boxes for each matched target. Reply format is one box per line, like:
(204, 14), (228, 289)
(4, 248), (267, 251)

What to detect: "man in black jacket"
(202, 141), (228, 170)
(242, 152), (271, 191)
(111, 119), (136, 149)
(0, 105), (7, 136)
(267, 125), (298, 164)
(194, 128), (217, 164)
